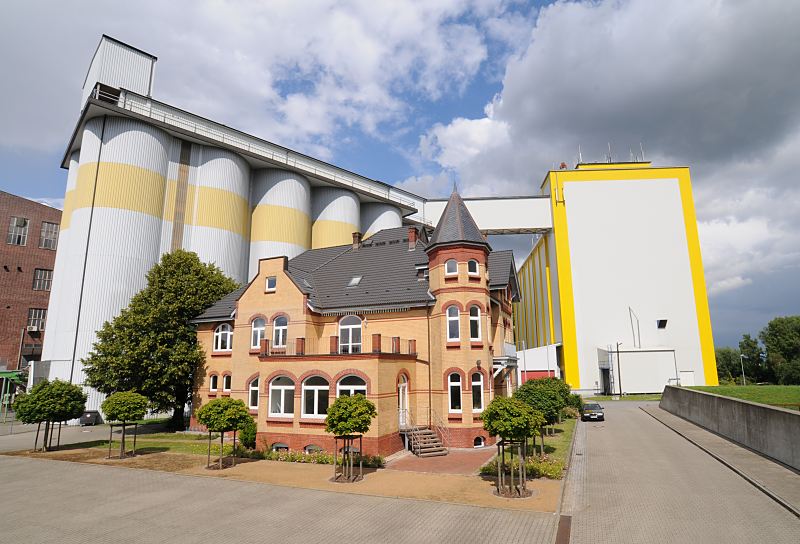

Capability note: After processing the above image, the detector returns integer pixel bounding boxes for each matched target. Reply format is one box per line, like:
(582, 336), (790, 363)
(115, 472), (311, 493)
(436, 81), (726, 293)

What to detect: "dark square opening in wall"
(656, 319), (668, 329)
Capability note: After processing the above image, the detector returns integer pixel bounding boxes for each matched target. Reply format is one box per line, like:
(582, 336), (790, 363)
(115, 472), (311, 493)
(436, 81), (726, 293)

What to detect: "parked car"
(581, 403), (605, 421)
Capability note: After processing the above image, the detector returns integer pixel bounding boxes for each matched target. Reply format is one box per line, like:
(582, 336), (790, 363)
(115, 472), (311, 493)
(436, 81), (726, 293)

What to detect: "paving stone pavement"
(564, 402), (800, 544)
(0, 455), (558, 544)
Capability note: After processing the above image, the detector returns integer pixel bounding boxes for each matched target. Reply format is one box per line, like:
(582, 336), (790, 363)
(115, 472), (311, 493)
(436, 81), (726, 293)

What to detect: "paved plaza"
(564, 402), (800, 543)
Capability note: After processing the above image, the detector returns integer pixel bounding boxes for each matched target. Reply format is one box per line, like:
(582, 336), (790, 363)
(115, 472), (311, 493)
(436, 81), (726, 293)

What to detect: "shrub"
(250, 448), (385, 468)
(13, 379), (87, 451)
(482, 397), (545, 440)
(566, 393), (584, 412)
(514, 382), (564, 426)
(238, 416), (257, 449)
(480, 455), (565, 480)
(101, 391), (148, 423)
(325, 394), (377, 436)
(561, 406), (580, 419)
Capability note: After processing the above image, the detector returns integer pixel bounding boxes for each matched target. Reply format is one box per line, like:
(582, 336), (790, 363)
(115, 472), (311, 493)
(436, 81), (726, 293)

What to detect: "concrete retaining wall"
(660, 386), (800, 470)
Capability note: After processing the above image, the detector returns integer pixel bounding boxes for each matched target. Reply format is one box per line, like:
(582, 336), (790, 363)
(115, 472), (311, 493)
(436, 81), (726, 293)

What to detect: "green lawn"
(586, 393), (662, 402)
(688, 385), (800, 408)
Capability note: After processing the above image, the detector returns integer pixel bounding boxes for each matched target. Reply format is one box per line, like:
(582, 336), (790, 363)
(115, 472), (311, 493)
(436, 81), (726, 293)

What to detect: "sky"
(0, 0), (798, 348)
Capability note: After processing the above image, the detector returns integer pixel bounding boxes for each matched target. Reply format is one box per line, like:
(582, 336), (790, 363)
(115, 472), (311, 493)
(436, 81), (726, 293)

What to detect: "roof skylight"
(348, 276), (362, 287)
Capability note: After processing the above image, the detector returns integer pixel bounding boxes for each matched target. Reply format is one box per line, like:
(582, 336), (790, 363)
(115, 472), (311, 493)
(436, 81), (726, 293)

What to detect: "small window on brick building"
(7, 216), (29, 246)
(445, 259), (458, 276)
(474, 436), (485, 448)
(271, 442), (289, 452)
(468, 259), (479, 276)
(265, 276), (277, 292)
(32, 269), (53, 291)
(304, 444), (322, 454)
(39, 222), (59, 250)
(27, 308), (47, 331)
(223, 375), (231, 391)
(209, 375), (218, 391)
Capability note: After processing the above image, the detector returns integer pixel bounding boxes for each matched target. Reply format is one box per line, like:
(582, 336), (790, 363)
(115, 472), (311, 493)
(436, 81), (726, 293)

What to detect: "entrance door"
(398, 375), (408, 428)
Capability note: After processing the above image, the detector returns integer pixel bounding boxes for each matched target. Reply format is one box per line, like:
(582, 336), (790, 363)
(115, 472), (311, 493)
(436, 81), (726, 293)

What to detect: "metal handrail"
(402, 409), (422, 456)
(430, 408), (452, 449)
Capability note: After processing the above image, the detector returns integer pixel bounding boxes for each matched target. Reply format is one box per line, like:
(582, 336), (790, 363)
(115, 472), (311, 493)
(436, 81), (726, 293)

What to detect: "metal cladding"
(311, 187), (360, 249)
(361, 203), (402, 239)
(249, 169), (311, 278)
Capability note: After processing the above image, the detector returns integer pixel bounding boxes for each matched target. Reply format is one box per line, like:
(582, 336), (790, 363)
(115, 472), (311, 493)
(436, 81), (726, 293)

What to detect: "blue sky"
(1, 0), (798, 348)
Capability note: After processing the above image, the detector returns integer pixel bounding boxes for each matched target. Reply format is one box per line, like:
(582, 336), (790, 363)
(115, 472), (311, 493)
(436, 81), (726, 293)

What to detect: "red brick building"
(0, 191), (61, 371)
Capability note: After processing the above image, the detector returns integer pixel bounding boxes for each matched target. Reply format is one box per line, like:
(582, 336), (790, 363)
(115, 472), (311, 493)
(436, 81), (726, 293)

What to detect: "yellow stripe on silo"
(193, 186), (250, 238)
(251, 204), (311, 246)
(312, 220), (358, 248)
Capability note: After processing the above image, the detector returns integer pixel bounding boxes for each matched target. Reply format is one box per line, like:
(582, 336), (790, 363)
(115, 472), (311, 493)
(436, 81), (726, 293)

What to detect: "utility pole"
(616, 342), (623, 397)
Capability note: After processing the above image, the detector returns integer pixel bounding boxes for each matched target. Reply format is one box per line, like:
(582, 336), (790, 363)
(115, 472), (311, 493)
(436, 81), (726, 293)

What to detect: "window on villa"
(7, 216), (29, 246)
(39, 221), (59, 250)
(472, 372), (483, 412)
(468, 259), (479, 276)
(265, 276), (277, 292)
(223, 374), (231, 391)
(337, 375), (367, 397)
(469, 306), (481, 341)
(302, 376), (329, 417)
(213, 323), (233, 351)
(448, 373), (462, 412)
(269, 376), (295, 416)
(445, 259), (458, 276)
(271, 442), (289, 452)
(209, 375), (218, 391)
(273, 316), (288, 348)
(304, 444), (322, 454)
(249, 377), (260, 409)
(251, 318), (266, 349)
(474, 436), (485, 448)
(339, 315), (362, 354)
(446, 306), (460, 341)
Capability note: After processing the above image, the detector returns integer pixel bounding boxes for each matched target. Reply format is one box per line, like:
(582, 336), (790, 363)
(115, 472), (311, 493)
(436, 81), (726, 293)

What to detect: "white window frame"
(302, 377), (330, 418)
(474, 436), (485, 448)
(469, 306), (481, 341)
(32, 268), (53, 291)
(222, 374), (232, 392)
(471, 372), (484, 412)
(213, 323), (233, 351)
(273, 316), (288, 348)
(467, 259), (479, 276)
(337, 375), (367, 397)
(6, 216), (29, 246)
(27, 308), (47, 330)
(269, 376), (295, 417)
(265, 276), (277, 292)
(444, 259), (458, 276)
(339, 315), (362, 354)
(446, 306), (460, 341)
(209, 375), (218, 392)
(448, 372), (462, 413)
(39, 221), (59, 250)
(251, 318), (266, 349)
(248, 378), (260, 409)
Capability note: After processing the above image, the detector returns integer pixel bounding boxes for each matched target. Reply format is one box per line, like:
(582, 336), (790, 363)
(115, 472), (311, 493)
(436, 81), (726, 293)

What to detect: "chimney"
(408, 226), (417, 250)
(352, 231), (362, 250)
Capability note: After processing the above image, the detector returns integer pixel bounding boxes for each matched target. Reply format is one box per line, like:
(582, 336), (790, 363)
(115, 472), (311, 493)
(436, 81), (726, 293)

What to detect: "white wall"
(422, 197), (552, 232)
(563, 177), (705, 394)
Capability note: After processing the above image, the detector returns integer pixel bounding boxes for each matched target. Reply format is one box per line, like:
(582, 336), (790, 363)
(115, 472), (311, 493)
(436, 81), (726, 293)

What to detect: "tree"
(238, 416), (257, 449)
(101, 392), (149, 459)
(325, 394), (377, 436)
(760, 316), (800, 385)
(739, 334), (770, 383)
(83, 250), (238, 429)
(12, 380), (86, 451)
(514, 380), (565, 428)
(195, 397), (252, 469)
(482, 397), (545, 441)
(715, 347), (740, 383)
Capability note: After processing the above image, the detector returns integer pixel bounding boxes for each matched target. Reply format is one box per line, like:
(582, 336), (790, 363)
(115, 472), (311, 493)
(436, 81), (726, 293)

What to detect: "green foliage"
(715, 347), (741, 382)
(196, 397), (252, 433)
(480, 455), (565, 480)
(101, 391), (148, 423)
(514, 380), (565, 425)
(238, 416), (257, 449)
(325, 394), (377, 436)
(482, 397), (545, 440)
(760, 316), (800, 385)
(12, 380), (87, 424)
(83, 250), (238, 427)
(527, 377), (571, 403)
(777, 359), (800, 385)
(255, 449), (384, 467)
(561, 406), (580, 419)
(566, 393), (584, 411)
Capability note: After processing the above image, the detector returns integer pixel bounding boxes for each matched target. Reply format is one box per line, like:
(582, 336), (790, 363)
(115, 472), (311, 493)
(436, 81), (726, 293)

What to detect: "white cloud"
(29, 197), (64, 210)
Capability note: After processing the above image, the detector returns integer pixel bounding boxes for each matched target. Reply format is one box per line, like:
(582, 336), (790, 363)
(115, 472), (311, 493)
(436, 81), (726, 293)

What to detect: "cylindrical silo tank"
(43, 116), (170, 389)
(249, 169), (311, 278)
(186, 146), (251, 283)
(360, 203), (402, 239)
(311, 187), (360, 249)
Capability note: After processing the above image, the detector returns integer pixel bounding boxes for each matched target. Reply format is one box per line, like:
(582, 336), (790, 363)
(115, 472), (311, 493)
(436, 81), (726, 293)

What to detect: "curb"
(640, 406), (800, 519)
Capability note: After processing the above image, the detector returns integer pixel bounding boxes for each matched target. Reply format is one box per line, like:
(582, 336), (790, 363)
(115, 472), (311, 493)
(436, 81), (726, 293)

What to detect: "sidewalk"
(641, 405), (800, 517)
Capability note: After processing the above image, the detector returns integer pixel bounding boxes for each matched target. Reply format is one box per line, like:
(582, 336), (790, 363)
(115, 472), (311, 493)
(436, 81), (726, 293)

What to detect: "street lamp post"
(739, 354), (748, 386)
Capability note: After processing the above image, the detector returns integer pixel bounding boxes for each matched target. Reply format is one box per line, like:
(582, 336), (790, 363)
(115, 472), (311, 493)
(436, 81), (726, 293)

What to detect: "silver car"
(581, 403), (605, 421)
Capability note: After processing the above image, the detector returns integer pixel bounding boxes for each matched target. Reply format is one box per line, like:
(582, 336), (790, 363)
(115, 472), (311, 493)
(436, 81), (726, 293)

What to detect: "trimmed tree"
(325, 394), (377, 482)
(514, 381), (565, 455)
(101, 392), (149, 459)
(195, 397), (252, 469)
(12, 380), (87, 451)
(83, 250), (238, 429)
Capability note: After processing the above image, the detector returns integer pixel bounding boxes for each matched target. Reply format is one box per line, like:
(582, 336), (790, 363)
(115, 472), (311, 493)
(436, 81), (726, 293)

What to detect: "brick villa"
(192, 190), (520, 456)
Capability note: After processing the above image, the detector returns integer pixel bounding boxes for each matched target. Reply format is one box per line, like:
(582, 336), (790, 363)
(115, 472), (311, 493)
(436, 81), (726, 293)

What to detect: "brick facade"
(0, 191), (61, 370)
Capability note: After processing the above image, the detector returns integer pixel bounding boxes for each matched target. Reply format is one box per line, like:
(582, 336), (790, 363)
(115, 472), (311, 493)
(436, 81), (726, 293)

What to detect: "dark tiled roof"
(194, 286), (247, 323)
(428, 191), (490, 251)
(488, 250), (513, 289)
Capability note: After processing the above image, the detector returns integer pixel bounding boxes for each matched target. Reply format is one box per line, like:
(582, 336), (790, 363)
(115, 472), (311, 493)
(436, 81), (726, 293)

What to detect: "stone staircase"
(408, 426), (448, 457)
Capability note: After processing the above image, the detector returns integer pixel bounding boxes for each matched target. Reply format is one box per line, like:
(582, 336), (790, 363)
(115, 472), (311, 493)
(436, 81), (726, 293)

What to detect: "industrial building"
(39, 35), (717, 410)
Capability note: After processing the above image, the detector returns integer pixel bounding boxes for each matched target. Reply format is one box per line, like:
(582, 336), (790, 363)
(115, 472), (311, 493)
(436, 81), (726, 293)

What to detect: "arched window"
(337, 375), (367, 397)
(448, 372), (462, 413)
(304, 444), (322, 454)
(445, 259), (458, 276)
(269, 376), (294, 416)
(209, 375), (218, 392)
(273, 316), (288, 348)
(446, 306), (460, 341)
(468, 259), (479, 276)
(469, 306), (481, 341)
(339, 315), (362, 354)
(471, 372), (484, 412)
(302, 376), (329, 417)
(251, 318), (266, 349)
(222, 374), (231, 392)
(271, 442), (289, 452)
(474, 436), (485, 448)
(213, 323), (232, 351)
(248, 377), (260, 409)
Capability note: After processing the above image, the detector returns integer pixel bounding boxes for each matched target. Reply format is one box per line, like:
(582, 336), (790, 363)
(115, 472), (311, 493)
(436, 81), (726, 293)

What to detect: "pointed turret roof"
(427, 190), (490, 251)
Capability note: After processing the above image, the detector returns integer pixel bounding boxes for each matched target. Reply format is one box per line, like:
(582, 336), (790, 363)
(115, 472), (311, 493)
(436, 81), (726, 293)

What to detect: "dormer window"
(348, 276), (362, 287)
(445, 259), (458, 276)
(265, 276), (277, 292)
(467, 259), (479, 276)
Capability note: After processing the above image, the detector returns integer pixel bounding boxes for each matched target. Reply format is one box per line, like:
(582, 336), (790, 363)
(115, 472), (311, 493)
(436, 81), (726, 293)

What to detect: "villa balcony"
(258, 334), (418, 358)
